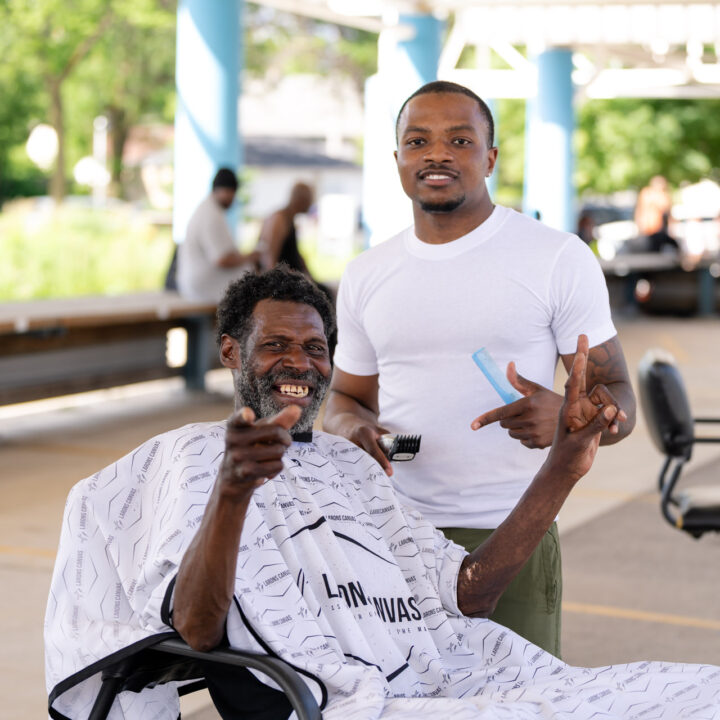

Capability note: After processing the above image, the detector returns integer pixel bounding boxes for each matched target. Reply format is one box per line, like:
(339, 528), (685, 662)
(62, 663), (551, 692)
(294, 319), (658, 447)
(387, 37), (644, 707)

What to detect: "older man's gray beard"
(233, 362), (329, 433)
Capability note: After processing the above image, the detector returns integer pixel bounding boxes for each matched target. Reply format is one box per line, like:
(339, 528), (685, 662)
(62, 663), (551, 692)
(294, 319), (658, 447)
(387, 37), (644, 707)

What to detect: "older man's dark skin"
(172, 296), (618, 651)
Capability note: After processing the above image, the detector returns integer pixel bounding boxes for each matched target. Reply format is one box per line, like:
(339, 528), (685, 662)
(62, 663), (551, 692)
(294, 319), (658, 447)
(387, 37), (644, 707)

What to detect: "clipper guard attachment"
(379, 434), (421, 462)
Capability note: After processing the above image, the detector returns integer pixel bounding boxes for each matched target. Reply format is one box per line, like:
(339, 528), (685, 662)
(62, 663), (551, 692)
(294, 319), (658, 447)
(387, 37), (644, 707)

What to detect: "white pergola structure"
(439, 0), (720, 99)
(173, 1), (720, 243)
(260, 0), (720, 97)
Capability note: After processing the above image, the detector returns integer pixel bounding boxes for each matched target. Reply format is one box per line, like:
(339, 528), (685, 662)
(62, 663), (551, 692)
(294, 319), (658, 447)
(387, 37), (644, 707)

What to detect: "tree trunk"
(107, 106), (128, 198)
(48, 78), (66, 203)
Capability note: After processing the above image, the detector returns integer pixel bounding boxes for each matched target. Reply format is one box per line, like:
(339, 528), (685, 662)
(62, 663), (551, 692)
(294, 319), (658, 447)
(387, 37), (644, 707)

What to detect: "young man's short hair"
(395, 81), (495, 148)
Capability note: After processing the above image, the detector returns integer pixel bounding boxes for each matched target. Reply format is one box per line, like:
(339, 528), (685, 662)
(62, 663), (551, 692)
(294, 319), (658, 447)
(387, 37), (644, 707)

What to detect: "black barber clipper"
(379, 434), (421, 462)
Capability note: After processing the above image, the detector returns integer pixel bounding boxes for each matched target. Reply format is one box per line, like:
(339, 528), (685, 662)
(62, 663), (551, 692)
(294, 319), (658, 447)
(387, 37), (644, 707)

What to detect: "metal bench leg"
(183, 317), (213, 391)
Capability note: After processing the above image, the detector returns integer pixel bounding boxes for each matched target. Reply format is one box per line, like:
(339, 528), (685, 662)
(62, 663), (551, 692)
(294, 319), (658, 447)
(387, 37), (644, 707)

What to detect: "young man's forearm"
(599, 380), (636, 445)
(323, 389), (380, 436)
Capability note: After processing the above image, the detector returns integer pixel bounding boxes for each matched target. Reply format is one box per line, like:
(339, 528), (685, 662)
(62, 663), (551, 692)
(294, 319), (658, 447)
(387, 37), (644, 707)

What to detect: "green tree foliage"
(576, 98), (720, 195)
(0, 19), (45, 201)
(0, 201), (172, 300)
(1, 0), (176, 203)
(245, 4), (377, 91)
(0, 1), (375, 205)
(493, 99), (527, 208)
(3, 0), (116, 201)
(482, 95), (720, 204)
(69, 1), (177, 196)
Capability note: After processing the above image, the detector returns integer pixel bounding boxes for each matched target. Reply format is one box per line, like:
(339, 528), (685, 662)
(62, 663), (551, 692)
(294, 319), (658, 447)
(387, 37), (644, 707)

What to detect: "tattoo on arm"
(583, 336), (636, 441)
(584, 336), (630, 389)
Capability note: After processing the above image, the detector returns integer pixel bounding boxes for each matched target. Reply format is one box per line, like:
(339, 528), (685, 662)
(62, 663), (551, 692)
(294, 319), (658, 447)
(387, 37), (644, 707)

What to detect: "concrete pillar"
(173, 0), (242, 243)
(395, 14), (444, 89)
(523, 48), (574, 232)
(362, 14), (444, 245)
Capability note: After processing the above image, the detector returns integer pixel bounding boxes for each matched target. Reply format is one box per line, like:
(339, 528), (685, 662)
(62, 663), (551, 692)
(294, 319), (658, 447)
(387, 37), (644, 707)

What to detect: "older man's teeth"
(279, 384), (308, 397)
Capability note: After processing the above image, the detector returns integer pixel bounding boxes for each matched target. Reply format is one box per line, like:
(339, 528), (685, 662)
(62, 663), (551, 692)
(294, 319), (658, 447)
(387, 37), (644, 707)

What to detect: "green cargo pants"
(439, 523), (562, 658)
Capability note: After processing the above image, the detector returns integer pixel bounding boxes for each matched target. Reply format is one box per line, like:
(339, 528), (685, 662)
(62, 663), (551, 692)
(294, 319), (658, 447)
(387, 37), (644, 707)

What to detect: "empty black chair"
(637, 349), (720, 538)
(50, 633), (321, 720)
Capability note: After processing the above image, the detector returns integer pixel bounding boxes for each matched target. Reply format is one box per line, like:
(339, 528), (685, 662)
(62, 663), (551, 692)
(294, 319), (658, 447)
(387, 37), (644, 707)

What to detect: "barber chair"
(51, 633), (321, 720)
(637, 349), (720, 538)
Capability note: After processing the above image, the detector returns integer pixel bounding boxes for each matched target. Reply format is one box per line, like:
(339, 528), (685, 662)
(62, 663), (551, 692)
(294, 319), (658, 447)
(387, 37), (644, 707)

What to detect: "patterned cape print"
(45, 423), (720, 719)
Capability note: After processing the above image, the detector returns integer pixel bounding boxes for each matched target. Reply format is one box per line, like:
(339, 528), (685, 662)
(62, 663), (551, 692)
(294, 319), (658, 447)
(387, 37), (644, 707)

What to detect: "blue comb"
(472, 348), (523, 405)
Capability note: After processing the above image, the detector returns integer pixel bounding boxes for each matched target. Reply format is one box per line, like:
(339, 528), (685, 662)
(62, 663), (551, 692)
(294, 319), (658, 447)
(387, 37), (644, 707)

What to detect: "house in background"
(242, 74), (365, 259)
(125, 75), (365, 260)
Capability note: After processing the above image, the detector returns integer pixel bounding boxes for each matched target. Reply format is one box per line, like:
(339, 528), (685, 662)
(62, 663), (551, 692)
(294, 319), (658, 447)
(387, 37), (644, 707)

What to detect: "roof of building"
(244, 136), (359, 169)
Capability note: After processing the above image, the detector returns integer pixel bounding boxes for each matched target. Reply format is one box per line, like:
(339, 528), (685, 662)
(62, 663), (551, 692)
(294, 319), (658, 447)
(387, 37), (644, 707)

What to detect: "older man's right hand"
(219, 405), (302, 498)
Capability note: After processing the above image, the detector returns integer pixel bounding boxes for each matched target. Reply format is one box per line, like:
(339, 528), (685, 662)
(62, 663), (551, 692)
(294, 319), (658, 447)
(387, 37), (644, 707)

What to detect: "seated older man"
(46, 267), (720, 720)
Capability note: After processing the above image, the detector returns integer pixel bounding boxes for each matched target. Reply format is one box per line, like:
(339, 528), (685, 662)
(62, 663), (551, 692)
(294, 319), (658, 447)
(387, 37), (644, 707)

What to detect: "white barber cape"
(46, 423), (720, 719)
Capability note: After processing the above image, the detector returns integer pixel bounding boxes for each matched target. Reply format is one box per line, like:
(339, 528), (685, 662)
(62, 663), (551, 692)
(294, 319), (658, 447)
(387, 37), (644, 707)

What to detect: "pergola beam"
(441, 0), (720, 7)
(251, 0), (384, 32)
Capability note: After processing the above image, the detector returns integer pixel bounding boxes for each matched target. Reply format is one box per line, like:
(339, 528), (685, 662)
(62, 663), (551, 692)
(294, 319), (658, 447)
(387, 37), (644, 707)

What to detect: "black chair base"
(83, 635), (321, 720)
(638, 349), (720, 539)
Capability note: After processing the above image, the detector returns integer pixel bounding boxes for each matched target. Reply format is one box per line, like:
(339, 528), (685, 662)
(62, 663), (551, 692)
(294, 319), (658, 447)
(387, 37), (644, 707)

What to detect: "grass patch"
(0, 200), (363, 302)
(0, 199), (174, 300)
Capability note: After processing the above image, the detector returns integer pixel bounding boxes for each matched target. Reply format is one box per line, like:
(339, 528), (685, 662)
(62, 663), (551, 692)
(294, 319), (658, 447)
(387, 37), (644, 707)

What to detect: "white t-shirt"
(177, 195), (251, 302)
(334, 205), (617, 528)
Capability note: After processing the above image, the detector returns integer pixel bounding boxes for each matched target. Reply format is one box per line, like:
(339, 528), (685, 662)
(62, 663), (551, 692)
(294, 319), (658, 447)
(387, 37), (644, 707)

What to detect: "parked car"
(577, 203), (641, 260)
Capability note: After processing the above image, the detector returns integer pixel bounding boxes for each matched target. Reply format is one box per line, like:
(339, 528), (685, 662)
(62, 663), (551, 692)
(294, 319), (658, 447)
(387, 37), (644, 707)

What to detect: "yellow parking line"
(563, 601), (720, 631)
(0, 545), (56, 559)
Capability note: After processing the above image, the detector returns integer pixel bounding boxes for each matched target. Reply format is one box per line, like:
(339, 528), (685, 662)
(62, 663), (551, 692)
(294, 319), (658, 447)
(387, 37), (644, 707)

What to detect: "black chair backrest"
(637, 349), (694, 460)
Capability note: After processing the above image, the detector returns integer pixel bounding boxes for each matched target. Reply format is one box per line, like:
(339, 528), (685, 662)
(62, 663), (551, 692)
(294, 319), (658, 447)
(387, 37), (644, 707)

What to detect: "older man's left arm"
(458, 334), (621, 616)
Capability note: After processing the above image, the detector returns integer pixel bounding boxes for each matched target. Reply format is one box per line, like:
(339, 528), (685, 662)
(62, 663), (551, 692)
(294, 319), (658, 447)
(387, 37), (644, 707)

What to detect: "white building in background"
(240, 75), (364, 256)
(241, 74), (364, 160)
(128, 74), (365, 254)
(241, 136), (361, 220)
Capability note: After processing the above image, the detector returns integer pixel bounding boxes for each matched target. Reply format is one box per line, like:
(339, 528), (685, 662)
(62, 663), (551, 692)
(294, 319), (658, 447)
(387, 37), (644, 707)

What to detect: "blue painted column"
(523, 48), (574, 232)
(395, 14), (443, 89)
(173, 0), (242, 244)
(362, 14), (444, 245)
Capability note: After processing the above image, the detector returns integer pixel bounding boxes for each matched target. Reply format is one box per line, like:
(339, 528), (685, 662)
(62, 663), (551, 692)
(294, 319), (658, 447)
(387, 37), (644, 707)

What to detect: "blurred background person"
(177, 168), (260, 302)
(634, 175), (679, 253)
(257, 181), (315, 277)
(576, 210), (595, 246)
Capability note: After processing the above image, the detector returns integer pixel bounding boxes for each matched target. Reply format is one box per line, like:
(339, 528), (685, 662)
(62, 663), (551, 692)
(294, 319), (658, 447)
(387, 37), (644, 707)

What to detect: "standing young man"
(323, 81), (636, 656)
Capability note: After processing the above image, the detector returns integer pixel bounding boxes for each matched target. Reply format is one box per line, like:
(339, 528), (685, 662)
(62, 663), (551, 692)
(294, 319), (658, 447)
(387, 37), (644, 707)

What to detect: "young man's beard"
(234, 355), (329, 433)
(419, 195), (465, 214)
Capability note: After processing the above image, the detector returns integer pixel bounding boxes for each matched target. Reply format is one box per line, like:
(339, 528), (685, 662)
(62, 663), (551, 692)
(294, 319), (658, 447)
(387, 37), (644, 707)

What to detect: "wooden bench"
(0, 292), (219, 406)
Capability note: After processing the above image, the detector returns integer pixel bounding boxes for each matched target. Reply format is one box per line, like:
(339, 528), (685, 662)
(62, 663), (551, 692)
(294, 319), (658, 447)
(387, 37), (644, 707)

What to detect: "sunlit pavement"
(2, 314), (719, 719)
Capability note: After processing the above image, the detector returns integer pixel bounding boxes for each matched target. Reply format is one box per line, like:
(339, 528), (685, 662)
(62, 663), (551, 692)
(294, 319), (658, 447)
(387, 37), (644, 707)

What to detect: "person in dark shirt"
(257, 181), (314, 275)
(257, 181), (336, 354)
